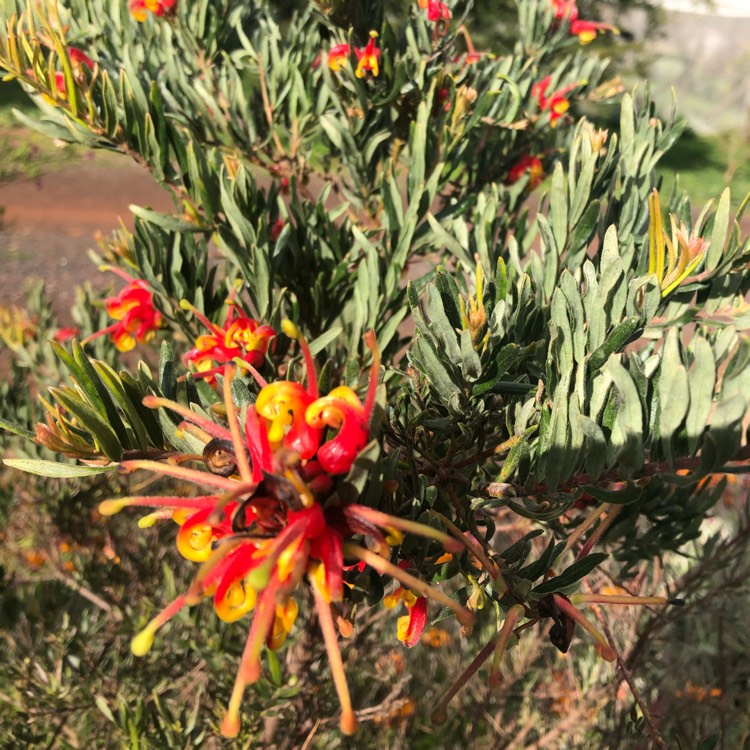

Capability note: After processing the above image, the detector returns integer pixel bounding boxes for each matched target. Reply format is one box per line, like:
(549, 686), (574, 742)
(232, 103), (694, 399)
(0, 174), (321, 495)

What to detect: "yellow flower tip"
(595, 643), (617, 662)
(220, 711), (241, 738)
(281, 319), (300, 340)
(368, 30), (378, 39)
(131, 628), (155, 657)
(337, 616), (354, 638)
(137, 513), (159, 529)
(340, 709), (358, 735)
(178, 299), (194, 311)
(245, 560), (272, 591)
(98, 499), (127, 516)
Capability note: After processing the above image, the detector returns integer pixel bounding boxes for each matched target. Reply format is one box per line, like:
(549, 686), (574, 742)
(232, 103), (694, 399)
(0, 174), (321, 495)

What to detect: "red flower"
(83, 268), (162, 352)
(328, 43), (351, 71)
(507, 154), (544, 189)
(182, 300), (275, 383)
(129, 0), (177, 22)
(532, 75), (578, 127)
(100, 343), (472, 738)
(53, 326), (80, 343)
(355, 31), (380, 78)
(418, 0), (451, 22)
(550, 0), (617, 44)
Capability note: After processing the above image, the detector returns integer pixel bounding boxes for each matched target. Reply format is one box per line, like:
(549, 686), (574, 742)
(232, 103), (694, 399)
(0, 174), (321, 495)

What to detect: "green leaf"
(531, 553), (608, 595)
(3, 458), (116, 478)
(0, 417), (35, 441)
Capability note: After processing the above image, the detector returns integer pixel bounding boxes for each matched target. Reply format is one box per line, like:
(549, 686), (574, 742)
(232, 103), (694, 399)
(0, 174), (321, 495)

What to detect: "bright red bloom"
(550, 0), (617, 44)
(69, 48), (94, 71)
(532, 75), (578, 127)
(418, 0), (451, 22)
(53, 326), (80, 343)
(182, 301), (275, 383)
(83, 268), (162, 352)
(97, 324), (474, 738)
(355, 31), (380, 78)
(384, 571), (429, 648)
(507, 154), (544, 189)
(328, 43), (351, 71)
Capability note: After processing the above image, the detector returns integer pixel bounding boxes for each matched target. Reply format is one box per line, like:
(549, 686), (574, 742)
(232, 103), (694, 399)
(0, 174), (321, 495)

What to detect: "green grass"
(657, 128), (750, 208)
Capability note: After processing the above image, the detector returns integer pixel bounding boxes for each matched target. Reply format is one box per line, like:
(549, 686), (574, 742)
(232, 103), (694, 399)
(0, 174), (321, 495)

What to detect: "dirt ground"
(0, 152), (172, 322)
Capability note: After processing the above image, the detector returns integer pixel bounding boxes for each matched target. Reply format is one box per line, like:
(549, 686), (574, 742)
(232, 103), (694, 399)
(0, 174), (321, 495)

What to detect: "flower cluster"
(181, 299), (276, 383)
(551, 0), (617, 45)
(129, 0), (177, 22)
(84, 268), (162, 352)
(328, 31), (381, 78)
(100, 326), (471, 736)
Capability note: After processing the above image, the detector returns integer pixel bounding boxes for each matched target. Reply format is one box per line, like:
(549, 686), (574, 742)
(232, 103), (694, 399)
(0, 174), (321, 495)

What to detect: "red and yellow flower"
(551, 0), (617, 45)
(532, 75), (578, 127)
(99, 330), (473, 737)
(507, 154), (544, 189)
(418, 0), (451, 23)
(182, 299), (275, 383)
(129, 0), (177, 21)
(355, 31), (380, 78)
(83, 268), (162, 352)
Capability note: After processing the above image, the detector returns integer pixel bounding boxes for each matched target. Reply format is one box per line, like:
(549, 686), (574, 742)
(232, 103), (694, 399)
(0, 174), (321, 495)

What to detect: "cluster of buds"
(99, 324), (472, 736)
(129, 0), (177, 21)
(328, 31), (381, 79)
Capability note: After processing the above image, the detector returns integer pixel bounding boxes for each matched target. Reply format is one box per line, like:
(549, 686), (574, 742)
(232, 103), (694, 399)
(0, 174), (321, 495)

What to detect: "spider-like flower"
(181, 299), (276, 384)
(99, 330), (473, 736)
(550, 0), (617, 45)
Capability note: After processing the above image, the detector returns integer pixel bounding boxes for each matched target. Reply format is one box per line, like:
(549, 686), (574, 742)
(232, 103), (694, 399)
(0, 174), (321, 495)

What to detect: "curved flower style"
(507, 154), (544, 189)
(83, 267), (162, 352)
(181, 299), (275, 383)
(98, 333), (474, 737)
(129, 0), (177, 22)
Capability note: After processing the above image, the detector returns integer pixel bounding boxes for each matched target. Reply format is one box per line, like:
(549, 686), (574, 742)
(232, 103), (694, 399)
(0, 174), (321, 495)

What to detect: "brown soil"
(0, 152), (172, 322)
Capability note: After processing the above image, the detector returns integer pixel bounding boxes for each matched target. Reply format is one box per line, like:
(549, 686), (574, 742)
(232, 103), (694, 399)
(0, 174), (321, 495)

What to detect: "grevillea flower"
(383, 569), (429, 648)
(532, 76), (578, 127)
(328, 43), (351, 71)
(355, 31), (380, 78)
(550, 0), (617, 45)
(82, 267), (162, 352)
(129, 0), (177, 22)
(418, 0), (451, 22)
(99, 331), (473, 737)
(181, 299), (275, 383)
(507, 154), (544, 189)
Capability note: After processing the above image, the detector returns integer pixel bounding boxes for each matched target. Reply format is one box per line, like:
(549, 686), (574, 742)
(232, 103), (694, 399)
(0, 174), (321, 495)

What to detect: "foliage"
(0, 0), (749, 747)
